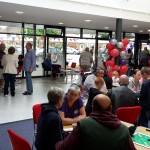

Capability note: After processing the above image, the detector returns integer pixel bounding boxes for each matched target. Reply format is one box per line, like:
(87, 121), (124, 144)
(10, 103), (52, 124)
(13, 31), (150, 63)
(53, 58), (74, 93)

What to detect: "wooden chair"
(8, 129), (31, 150)
(116, 106), (141, 124)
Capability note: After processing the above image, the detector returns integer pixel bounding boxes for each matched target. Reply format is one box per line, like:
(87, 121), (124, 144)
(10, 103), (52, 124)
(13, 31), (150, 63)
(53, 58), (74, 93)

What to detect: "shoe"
(11, 94), (15, 97)
(22, 92), (32, 95)
(4, 94), (8, 97)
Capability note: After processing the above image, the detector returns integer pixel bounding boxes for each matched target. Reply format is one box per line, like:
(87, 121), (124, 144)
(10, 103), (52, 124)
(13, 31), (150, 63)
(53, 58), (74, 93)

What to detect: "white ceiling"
(0, 1), (150, 34)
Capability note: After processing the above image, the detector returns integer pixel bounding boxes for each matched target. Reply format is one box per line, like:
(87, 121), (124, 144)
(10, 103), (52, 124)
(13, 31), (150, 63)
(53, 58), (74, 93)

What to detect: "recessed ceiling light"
(16, 11), (24, 14)
(58, 23), (64, 25)
(104, 27), (109, 29)
(0, 16), (2, 18)
(139, 30), (143, 33)
(133, 25), (138, 28)
(0, 26), (7, 29)
(148, 29), (150, 32)
(84, 20), (92, 22)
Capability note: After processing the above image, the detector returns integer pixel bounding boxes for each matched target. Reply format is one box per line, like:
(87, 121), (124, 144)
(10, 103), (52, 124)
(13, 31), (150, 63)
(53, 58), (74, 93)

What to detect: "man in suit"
(108, 75), (139, 114)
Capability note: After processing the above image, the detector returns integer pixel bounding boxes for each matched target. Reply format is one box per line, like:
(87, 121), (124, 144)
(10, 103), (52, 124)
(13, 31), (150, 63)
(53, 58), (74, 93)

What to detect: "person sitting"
(85, 77), (104, 116)
(81, 67), (108, 105)
(58, 84), (86, 125)
(108, 75), (139, 114)
(42, 53), (52, 71)
(55, 94), (136, 150)
(112, 71), (119, 84)
(128, 69), (142, 93)
(35, 87), (64, 150)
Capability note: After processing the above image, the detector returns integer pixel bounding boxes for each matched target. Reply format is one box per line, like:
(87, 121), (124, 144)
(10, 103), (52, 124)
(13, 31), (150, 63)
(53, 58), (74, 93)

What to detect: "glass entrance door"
(46, 37), (64, 68)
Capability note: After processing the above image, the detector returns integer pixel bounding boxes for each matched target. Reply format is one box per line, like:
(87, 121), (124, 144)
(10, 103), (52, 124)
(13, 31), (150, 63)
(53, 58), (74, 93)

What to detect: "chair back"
(71, 62), (76, 68)
(8, 129), (31, 150)
(32, 104), (42, 124)
(116, 106), (141, 124)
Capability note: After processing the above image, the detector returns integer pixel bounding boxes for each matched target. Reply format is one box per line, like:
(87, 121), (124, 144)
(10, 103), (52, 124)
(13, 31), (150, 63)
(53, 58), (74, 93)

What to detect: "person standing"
(79, 47), (93, 72)
(2, 46), (18, 97)
(137, 67), (150, 128)
(23, 42), (36, 95)
(0, 43), (6, 91)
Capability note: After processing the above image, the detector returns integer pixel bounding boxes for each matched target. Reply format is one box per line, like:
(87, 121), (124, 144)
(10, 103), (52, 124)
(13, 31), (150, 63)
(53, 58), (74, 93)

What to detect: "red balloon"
(120, 65), (128, 74)
(110, 49), (119, 57)
(113, 65), (119, 71)
(108, 50), (112, 56)
(106, 60), (115, 67)
(108, 70), (113, 77)
(120, 46), (126, 51)
(122, 38), (129, 46)
(106, 43), (114, 51)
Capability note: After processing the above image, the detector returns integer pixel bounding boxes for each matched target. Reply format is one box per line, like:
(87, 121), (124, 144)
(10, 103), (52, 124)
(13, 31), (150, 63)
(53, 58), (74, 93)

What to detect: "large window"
(66, 28), (80, 37)
(83, 29), (96, 38)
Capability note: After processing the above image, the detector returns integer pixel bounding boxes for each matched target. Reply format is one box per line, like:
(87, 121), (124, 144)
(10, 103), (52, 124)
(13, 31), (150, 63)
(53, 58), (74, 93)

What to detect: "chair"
(42, 62), (52, 77)
(116, 106), (141, 124)
(32, 104), (42, 150)
(8, 129), (31, 150)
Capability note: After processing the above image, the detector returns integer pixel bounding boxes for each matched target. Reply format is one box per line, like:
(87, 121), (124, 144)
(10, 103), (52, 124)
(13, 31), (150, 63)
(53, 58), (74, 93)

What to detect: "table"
(64, 122), (150, 150)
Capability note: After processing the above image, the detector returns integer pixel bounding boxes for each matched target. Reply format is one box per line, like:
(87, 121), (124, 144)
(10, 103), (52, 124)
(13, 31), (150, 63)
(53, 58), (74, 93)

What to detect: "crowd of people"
(0, 43), (150, 149)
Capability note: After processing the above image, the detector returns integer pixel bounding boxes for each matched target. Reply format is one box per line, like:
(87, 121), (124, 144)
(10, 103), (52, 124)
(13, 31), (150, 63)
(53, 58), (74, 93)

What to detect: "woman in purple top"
(59, 84), (86, 125)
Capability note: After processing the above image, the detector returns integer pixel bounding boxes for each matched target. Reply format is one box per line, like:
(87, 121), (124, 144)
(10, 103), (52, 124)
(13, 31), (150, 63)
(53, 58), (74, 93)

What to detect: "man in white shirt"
(81, 67), (108, 105)
(79, 47), (93, 72)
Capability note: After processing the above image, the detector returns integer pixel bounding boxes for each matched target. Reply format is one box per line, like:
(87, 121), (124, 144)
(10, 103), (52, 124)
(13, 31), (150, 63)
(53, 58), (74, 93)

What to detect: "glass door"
(46, 37), (64, 68)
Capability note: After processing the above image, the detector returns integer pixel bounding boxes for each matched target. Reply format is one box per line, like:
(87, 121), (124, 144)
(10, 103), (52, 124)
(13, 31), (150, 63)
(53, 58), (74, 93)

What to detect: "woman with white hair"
(59, 84), (86, 125)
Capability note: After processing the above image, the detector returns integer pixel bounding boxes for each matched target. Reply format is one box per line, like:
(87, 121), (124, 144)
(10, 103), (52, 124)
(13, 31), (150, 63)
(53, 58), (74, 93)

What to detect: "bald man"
(0, 43), (6, 90)
(56, 94), (136, 150)
(108, 75), (139, 114)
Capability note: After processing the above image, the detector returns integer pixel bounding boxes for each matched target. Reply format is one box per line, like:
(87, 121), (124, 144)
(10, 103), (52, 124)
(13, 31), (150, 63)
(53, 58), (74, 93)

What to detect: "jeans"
(3, 73), (16, 96)
(25, 71), (33, 93)
(138, 109), (150, 128)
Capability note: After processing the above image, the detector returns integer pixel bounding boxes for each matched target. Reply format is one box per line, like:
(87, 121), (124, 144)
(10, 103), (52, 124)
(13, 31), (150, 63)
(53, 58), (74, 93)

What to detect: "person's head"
(18, 54), (24, 61)
(93, 67), (104, 78)
(85, 47), (89, 52)
(94, 77), (104, 90)
(144, 47), (148, 51)
(8, 46), (15, 55)
(0, 43), (6, 51)
(119, 75), (129, 86)
(67, 84), (81, 103)
(47, 53), (51, 59)
(112, 71), (119, 78)
(128, 48), (132, 53)
(25, 42), (32, 51)
(141, 67), (150, 80)
(132, 69), (141, 81)
(92, 94), (112, 112)
(47, 87), (64, 109)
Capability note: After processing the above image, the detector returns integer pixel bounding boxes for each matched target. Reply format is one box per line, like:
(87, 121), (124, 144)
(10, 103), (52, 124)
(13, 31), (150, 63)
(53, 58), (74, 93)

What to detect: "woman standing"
(2, 46), (18, 97)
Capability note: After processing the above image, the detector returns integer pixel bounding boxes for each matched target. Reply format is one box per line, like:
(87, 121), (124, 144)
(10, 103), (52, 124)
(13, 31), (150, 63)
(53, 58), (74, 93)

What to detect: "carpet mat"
(0, 119), (34, 150)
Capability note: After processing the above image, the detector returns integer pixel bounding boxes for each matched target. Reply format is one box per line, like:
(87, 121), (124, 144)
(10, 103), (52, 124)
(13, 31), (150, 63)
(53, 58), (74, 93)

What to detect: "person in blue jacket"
(35, 87), (64, 150)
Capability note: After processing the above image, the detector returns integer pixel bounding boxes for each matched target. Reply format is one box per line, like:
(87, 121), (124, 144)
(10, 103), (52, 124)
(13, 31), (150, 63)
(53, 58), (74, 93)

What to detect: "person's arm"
(55, 124), (81, 150)
(30, 51), (36, 72)
(59, 111), (81, 125)
(79, 106), (86, 118)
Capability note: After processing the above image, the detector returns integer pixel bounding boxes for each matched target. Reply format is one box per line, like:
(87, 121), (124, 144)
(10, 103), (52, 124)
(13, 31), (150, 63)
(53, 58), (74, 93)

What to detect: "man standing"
(56, 94), (136, 150)
(79, 47), (93, 72)
(108, 75), (139, 114)
(137, 67), (150, 128)
(23, 42), (36, 95)
(0, 43), (6, 91)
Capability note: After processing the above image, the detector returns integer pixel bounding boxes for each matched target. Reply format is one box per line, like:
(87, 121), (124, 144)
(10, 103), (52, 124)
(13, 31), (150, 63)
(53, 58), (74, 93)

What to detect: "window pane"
(46, 28), (62, 36)
(0, 21), (22, 34)
(83, 29), (96, 38)
(36, 25), (44, 35)
(125, 33), (135, 41)
(98, 32), (110, 39)
(66, 28), (80, 37)
(112, 32), (123, 39)
(24, 24), (34, 35)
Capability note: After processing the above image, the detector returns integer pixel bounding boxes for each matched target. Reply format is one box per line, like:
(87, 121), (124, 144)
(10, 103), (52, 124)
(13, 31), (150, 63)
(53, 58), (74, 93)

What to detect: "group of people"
(0, 42), (36, 97)
(35, 85), (136, 150)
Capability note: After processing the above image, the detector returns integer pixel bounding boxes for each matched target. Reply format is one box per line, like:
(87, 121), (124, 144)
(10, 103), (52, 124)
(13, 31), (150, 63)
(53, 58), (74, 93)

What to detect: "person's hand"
(29, 67), (33, 73)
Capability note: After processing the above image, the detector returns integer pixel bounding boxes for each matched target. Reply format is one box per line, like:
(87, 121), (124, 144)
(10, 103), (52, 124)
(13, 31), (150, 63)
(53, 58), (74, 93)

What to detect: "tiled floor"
(0, 77), (74, 124)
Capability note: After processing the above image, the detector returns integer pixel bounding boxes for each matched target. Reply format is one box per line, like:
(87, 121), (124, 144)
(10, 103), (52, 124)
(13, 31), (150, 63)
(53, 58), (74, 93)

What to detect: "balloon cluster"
(105, 38), (129, 77)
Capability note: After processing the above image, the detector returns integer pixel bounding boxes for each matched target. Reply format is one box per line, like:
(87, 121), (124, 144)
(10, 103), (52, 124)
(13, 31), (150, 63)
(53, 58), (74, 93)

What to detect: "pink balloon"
(111, 49), (119, 57)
